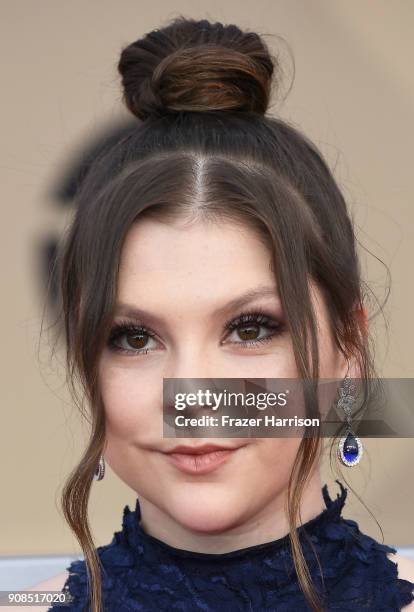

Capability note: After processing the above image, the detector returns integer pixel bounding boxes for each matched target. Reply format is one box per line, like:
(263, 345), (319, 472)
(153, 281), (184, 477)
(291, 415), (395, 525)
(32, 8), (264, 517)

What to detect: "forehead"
(117, 217), (274, 295)
(115, 216), (327, 331)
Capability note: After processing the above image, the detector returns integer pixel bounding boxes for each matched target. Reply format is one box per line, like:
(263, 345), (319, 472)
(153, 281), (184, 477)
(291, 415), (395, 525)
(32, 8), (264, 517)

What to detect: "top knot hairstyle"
(51, 15), (381, 612)
(118, 18), (275, 119)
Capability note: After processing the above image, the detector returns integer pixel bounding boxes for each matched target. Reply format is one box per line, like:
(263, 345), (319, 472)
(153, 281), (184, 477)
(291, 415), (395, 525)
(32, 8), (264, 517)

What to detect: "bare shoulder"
(386, 552), (414, 610)
(2, 571), (70, 612)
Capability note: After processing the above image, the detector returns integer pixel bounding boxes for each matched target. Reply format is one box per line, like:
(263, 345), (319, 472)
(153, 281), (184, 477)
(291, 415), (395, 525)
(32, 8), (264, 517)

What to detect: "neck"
(137, 471), (325, 554)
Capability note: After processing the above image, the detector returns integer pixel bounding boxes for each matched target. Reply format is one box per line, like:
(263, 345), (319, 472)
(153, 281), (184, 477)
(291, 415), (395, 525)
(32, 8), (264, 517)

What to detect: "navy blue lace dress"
(49, 480), (414, 611)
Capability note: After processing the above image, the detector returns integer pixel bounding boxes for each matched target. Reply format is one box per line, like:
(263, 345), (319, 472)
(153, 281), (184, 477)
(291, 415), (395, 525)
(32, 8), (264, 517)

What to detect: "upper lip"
(163, 444), (242, 455)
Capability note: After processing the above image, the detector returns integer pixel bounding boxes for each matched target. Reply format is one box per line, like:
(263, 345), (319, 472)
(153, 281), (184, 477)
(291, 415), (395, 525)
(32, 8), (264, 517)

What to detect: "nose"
(163, 349), (225, 415)
(164, 345), (220, 381)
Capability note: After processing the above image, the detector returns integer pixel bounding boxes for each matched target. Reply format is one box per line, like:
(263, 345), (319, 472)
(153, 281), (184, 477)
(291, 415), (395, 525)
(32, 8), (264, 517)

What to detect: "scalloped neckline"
(121, 479), (348, 561)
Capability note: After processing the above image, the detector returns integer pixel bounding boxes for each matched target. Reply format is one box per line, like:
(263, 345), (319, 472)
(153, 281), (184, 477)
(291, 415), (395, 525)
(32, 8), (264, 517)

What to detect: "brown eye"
(224, 311), (285, 349)
(237, 324), (260, 341)
(125, 331), (149, 350)
(107, 323), (158, 355)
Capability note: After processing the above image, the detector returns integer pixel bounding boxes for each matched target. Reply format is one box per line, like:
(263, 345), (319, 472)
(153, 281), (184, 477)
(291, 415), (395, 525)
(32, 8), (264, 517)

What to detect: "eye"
(107, 321), (159, 356)
(223, 310), (285, 349)
(106, 309), (286, 357)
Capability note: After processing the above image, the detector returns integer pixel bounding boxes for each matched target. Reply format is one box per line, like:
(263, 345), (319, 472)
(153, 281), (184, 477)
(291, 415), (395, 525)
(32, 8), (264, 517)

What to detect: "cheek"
(237, 438), (302, 502)
(99, 360), (161, 437)
(260, 438), (301, 467)
(244, 438), (301, 484)
(246, 336), (298, 378)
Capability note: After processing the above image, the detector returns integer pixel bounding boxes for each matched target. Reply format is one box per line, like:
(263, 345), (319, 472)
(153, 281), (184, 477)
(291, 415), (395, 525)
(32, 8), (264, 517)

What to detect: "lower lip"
(164, 448), (240, 475)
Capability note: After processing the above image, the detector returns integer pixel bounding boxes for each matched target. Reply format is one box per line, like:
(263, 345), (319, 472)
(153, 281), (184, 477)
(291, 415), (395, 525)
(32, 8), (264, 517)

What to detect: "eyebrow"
(114, 285), (280, 324)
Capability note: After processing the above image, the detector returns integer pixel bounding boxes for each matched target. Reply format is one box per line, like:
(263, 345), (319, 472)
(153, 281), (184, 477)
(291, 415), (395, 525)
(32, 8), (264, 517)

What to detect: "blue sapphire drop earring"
(337, 363), (363, 467)
(93, 454), (105, 481)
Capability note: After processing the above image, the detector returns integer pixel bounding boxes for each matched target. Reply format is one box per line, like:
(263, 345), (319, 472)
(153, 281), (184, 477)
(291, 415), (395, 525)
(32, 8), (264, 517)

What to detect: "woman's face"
(99, 217), (346, 533)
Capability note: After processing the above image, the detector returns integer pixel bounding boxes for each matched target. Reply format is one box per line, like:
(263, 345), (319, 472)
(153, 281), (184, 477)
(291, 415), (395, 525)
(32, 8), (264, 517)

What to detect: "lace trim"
(48, 480), (414, 611)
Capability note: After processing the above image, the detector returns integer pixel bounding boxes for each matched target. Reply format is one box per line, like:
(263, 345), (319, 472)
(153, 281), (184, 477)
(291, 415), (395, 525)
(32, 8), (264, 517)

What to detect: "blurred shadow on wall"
(39, 118), (138, 318)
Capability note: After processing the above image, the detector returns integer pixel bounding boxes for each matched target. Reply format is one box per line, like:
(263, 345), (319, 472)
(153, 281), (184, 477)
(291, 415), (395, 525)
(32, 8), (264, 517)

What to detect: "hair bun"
(118, 17), (276, 120)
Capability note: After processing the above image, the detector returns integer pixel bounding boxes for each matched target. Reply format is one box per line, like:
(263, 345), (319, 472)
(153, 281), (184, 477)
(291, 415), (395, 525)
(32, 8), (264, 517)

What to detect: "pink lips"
(163, 444), (242, 475)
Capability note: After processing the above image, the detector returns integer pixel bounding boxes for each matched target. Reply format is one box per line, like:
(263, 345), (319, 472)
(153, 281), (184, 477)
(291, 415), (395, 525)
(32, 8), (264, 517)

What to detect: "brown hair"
(45, 15), (385, 612)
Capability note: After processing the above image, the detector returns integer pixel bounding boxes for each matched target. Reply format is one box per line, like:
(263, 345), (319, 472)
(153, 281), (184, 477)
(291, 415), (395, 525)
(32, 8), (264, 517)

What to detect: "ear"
(354, 303), (369, 340)
(340, 304), (369, 378)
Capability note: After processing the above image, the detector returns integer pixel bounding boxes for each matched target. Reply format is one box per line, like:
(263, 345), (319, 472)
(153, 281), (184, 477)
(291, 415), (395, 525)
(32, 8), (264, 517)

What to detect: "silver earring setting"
(93, 454), (105, 481)
(337, 363), (363, 467)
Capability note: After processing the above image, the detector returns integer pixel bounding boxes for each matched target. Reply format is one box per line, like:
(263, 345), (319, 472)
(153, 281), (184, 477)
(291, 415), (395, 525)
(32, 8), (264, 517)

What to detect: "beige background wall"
(1, 0), (413, 557)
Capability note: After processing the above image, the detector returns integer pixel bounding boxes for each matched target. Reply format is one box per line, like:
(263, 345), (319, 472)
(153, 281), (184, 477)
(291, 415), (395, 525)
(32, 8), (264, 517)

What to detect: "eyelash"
(106, 308), (286, 357)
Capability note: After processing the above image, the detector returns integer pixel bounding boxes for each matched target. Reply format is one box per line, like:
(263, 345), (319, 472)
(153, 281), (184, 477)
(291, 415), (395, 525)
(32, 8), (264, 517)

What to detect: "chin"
(165, 484), (247, 534)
